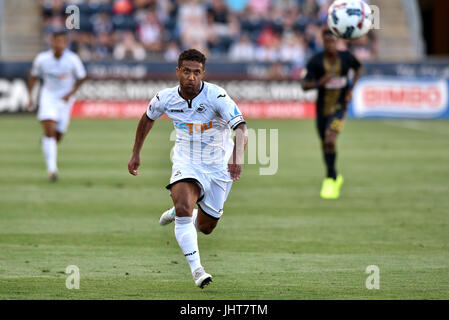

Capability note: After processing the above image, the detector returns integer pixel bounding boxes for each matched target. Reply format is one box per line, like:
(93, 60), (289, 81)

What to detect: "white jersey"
(146, 81), (245, 172)
(31, 49), (86, 99)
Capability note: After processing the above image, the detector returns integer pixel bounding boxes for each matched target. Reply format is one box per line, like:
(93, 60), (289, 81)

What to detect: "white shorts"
(37, 92), (75, 133)
(166, 165), (233, 220)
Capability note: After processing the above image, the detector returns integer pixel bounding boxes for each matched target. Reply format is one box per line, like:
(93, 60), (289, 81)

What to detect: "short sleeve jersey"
(146, 81), (245, 172)
(304, 50), (361, 116)
(31, 49), (86, 98)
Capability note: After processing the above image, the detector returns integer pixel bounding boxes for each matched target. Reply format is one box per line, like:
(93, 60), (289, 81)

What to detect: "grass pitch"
(1, 115), (448, 299)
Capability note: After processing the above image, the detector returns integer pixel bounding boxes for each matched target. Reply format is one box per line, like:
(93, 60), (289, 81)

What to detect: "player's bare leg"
(41, 120), (58, 182)
(195, 208), (218, 235)
(160, 205), (217, 234)
(55, 131), (64, 143)
(169, 182), (213, 288)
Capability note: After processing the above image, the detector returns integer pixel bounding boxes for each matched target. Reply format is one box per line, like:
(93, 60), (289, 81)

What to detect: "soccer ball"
(327, 0), (373, 40)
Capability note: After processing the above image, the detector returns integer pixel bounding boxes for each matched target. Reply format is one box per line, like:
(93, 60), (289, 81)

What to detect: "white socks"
(192, 208), (199, 231)
(174, 216), (202, 273)
(42, 136), (57, 173)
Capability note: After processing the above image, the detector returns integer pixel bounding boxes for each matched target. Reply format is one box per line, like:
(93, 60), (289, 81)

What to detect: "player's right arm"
(128, 93), (165, 176)
(301, 56), (330, 91)
(128, 113), (155, 176)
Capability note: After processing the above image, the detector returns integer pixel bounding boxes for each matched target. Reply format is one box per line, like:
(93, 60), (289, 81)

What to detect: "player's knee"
(324, 139), (336, 152)
(198, 223), (215, 235)
(174, 202), (194, 217)
(56, 132), (63, 142)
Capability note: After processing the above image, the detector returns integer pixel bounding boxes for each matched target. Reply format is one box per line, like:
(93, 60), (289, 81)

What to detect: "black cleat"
(199, 277), (213, 289)
(49, 172), (58, 182)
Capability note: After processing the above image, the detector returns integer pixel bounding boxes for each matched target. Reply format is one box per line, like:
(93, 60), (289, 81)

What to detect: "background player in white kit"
(128, 49), (248, 288)
(27, 31), (86, 181)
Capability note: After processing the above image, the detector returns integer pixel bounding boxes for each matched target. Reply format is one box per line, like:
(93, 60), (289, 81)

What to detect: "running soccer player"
(27, 31), (86, 181)
(302, 29), (362, 199)
(128, 49), (248, 288)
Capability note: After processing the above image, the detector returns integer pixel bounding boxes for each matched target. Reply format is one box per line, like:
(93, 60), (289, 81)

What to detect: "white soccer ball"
(327, 0), (373, 40)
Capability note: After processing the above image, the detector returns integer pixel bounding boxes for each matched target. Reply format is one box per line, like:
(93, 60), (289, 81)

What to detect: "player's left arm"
(345, 52), (363, 103)
(229, 122), (248, 181)
(62, 55), (87, 101)
(214, 89), (248, 181)
(62, 77), (87, 101)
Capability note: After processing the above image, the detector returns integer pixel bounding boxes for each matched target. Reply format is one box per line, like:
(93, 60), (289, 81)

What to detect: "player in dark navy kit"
(302, 29), (362, 199)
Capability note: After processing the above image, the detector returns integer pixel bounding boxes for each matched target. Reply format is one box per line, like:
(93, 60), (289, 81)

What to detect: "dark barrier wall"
(2, 60), (449, 80)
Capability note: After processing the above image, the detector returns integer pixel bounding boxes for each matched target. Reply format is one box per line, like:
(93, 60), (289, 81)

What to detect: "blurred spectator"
(228, 33), (255, 61)
(178, 0), (209, 53)
(113, 30), (146, 60)
(248, 0), (271, 16)
(164, 40), (181, 62)
(225, 0), (248, 13)
(279, 33), (306, 64)
(91, 12), (114, 35)
(137, 10), (163, 52)
(113, 0), (133, 15)
(93, 32), (114, 60)
(348, 32), (379, 61)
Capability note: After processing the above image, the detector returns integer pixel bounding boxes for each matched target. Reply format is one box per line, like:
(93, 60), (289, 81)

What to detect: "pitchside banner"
(70, 80), (316, 119)
(349, 76), (449, 118)
(1, 61), (449, 119)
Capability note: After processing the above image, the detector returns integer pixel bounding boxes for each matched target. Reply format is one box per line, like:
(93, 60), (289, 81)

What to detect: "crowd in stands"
(41, 0), (378, 64)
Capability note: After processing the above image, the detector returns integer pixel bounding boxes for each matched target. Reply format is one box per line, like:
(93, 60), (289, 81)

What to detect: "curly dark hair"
(322, 28), (336, 38)
(177, 49), (207, 68)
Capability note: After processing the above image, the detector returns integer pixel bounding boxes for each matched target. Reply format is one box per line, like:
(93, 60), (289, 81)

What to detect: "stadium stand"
(36, 0), (379, 64)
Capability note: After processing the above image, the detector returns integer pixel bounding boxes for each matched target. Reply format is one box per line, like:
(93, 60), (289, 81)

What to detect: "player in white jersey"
(128, 49), (248, 288)
(27, 31), (86, 181)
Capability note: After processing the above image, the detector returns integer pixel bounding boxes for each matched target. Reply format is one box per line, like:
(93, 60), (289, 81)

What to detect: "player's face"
(323, 34), (338, 55)
(51, 35), (67, 56)
(176, 60), (205, 96)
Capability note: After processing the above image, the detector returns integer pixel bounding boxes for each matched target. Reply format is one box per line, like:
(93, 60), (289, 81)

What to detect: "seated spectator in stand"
(92, 32), (113, 60)
(255, 25), (281, 62)
(164, 40), (181, 62)
(137, 10), (164, 52)
(113, 30), (146, 60)
(248, 0), (271, 16)
(225, 0), (248, 13)
(179, 2), (209, 53)
(91, 12), (114, 35)
(76, 32), (95, 61)
(228, 33), (255, 61)
(348, 32), (378, 61)
(279, 33), (306, 64)
(113, 0), (134, 15)
(208, 0), (230, 23)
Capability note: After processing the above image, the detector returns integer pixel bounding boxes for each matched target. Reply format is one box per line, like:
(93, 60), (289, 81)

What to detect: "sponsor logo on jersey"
(169, 109), (184, 113)
(175, 121), (214, 133)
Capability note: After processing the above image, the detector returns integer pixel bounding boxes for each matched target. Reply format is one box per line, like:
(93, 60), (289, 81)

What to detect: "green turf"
(1, 115), (448, 299)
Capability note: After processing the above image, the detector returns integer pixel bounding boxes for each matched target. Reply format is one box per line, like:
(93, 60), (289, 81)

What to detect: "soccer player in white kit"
(128, 49), (248, 288)
(27, 31), (86, 181)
